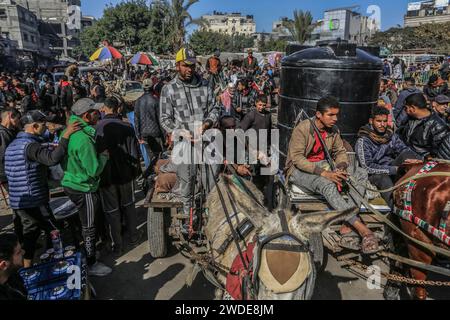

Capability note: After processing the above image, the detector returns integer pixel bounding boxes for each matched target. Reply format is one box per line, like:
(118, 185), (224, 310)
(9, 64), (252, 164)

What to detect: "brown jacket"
(285, 118), (349, 179)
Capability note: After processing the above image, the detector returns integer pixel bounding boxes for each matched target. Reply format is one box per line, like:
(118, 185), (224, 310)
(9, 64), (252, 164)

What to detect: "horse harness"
(396, 161), (450, 246)
(211, 166), (312, 300)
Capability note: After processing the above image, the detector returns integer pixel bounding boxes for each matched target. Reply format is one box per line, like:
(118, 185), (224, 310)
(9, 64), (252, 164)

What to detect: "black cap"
(21, 110), (52, 126)
(435, 95), (450, 104)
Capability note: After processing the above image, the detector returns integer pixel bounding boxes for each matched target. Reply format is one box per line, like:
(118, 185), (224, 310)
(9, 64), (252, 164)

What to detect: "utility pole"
(61, 19), (68, 58)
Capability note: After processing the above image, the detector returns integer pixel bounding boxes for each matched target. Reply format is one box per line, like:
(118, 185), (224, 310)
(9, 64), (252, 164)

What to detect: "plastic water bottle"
(50, 230), (64, 256)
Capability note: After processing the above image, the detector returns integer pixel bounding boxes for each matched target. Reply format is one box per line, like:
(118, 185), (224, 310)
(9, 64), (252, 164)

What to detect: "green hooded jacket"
(61, 115), (108, 193)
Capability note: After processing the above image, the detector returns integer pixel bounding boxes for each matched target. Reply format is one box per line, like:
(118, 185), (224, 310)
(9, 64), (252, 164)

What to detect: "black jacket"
(134, 92), (163, 139)
(0, 125), (17, 183)
(58, 83), (73, 110)
(92, 84), (106, 103)
(95, 114), (141, 187)
(423, 82), (449, 99)
(0, 274), (27, 300)
(20, 95), (35, 113)
(398, 112), (450, 158)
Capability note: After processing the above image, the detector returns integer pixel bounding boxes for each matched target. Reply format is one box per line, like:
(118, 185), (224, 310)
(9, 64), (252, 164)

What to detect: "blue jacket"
(355, 125), (411, 176)
(5, 132), (49, 209)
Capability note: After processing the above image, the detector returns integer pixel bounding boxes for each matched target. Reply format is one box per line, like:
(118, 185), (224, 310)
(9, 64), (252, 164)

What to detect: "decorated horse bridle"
(396, 161), (450, 246)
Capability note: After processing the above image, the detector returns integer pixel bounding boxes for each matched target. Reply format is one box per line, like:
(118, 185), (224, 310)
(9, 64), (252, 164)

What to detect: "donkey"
(202, 174), (356, 300)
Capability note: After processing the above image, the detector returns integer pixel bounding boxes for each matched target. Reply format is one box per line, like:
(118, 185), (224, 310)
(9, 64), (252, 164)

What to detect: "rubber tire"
(147, 208), (167, 258)
(310, 232), (327, 272)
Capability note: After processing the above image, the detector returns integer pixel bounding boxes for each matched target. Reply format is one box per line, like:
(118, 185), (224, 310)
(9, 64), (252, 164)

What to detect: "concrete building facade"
(271, 20), (291, 40)
(13, 0), (82, 58)
(305, 7), (380, 46)
(0, 0), (52, 68)
(404, 0), (450, 27)
(201, 11), (256, 36)
(81, 15), (95, 30)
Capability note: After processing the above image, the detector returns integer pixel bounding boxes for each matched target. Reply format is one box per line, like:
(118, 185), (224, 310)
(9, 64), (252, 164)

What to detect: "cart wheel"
(310, 233), (327, 272)
(147, 208), (167, 258)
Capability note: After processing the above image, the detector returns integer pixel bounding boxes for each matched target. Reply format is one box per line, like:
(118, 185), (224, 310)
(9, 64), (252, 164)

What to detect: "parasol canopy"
(90, 46), (123, 61)
(130, 52), (159, 66)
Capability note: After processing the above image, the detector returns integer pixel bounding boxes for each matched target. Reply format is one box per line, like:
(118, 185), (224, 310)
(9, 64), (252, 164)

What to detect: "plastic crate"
(19, 252), (88, 300)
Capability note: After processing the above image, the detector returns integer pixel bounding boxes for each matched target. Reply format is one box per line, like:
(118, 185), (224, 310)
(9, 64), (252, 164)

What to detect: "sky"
(81, 0), (411, 32)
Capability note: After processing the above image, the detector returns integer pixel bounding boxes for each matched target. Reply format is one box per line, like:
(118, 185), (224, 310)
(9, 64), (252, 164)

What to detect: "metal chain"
(345, 259), (450, 287)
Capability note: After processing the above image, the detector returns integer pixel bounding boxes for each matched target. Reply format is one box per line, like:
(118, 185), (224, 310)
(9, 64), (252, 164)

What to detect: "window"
(31, 36), (35, 43)
(23, 33), (29, 41)
(0, 9), (6, 19)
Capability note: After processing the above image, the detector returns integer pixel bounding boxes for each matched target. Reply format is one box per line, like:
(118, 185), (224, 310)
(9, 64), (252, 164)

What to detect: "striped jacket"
(159, 74), (220, 134)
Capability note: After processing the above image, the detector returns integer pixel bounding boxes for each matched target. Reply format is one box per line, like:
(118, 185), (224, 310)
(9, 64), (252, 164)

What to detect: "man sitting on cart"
(285, 96), (380, 254)
(355, 106), (421, 208)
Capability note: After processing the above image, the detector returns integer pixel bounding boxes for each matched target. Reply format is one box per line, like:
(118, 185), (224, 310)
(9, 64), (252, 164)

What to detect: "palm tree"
(282, 10), (321, 44)
(168, 0), (208, 51)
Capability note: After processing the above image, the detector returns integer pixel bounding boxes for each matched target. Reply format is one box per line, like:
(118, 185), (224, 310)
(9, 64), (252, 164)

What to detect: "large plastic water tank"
(278, 41), (382, 166)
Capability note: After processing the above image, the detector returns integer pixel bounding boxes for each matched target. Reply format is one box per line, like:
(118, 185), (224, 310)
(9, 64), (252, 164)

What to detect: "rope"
(350, 172), (450, 194)
(346, 179), (450, 258)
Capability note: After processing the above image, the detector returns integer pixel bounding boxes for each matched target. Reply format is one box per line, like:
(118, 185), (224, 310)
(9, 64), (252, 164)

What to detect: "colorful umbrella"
(90, 46), (123, 61)
(130, 52), (159, 66)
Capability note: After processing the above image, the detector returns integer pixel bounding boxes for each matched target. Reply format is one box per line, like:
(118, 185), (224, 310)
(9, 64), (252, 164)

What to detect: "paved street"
(1, 191), (449, 300)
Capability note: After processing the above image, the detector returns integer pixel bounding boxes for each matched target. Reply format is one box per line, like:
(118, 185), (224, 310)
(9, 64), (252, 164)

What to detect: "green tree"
(282, 10), (320, 44)
(76, 0), (153, 56)
(257, 33), (267, 51)
(189, 30), (255, 54)
(140, 0), (173, 54)
(168, 0), (207, 51)
(189, 30), (223, 55)
(369, 22), (450, 55)
(259, 36), (287, 52)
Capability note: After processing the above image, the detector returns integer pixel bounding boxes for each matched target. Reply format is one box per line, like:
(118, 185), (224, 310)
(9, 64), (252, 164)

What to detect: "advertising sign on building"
(67, 5), (81, 30)
(407, 1), (423, 11)
(434, 0), (449, 8)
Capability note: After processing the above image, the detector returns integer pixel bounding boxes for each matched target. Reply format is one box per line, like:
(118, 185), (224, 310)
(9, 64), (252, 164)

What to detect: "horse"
(201, 174), (356, 300)
(393, 162), (450, 300)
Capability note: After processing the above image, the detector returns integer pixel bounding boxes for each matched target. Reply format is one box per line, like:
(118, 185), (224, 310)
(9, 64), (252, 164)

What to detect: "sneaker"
(89, 262), (112, 277)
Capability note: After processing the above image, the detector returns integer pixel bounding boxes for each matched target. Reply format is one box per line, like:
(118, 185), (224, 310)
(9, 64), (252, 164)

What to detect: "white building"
(305, 6), (380, 46)
(201, 11), (256, 36)
(404, 0), (450, 27)
(271, 19), (291, 39)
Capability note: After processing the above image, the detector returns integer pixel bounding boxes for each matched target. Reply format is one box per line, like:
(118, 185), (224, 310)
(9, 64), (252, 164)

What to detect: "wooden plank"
(148, 201), (183, 209)
(143, 190), (183, 209)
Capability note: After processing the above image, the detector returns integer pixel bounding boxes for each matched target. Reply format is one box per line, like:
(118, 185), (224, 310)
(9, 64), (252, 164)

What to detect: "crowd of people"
(0, 47), (282, 299)
(383, 56), (450, 86)
(1, 47), (449, 300)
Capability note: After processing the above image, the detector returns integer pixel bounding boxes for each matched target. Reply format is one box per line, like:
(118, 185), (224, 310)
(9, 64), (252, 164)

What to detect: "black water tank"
(278, 41), (382, 166)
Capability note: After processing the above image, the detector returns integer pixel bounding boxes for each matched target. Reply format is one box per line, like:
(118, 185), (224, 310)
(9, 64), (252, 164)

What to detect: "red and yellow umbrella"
(90, 46), (123, 61)
(130, 52), (159, 66)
